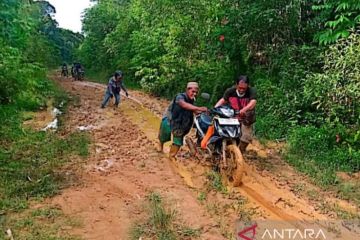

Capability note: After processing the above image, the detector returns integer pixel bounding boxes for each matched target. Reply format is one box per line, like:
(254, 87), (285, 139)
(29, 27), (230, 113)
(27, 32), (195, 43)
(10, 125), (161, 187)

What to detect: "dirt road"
(49, 76), (358, 239)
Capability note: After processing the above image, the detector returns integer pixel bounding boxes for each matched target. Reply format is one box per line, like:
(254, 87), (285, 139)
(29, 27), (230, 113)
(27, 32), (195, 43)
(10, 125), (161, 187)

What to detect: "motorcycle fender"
(208, 135), (222, 145)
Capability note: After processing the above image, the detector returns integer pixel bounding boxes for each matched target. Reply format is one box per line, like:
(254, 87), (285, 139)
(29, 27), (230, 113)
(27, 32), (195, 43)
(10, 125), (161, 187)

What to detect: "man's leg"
(114, 93), (120, 107)
(101, 91), (111, 108)
(157, 117), (171, 152)
(240, 124), (253, 153)
(169, 130), (184, 161)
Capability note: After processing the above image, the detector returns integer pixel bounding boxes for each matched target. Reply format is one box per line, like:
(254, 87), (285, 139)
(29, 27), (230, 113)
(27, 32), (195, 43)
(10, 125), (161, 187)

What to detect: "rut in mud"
(47, 76), (358, 239)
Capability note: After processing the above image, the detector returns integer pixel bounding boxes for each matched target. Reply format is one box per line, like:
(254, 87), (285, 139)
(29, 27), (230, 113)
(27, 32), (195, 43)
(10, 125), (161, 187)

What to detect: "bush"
(286, 123), (360, 186)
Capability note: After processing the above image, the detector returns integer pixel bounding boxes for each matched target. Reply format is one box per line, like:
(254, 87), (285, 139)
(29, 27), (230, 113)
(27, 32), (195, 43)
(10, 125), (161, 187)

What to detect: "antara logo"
(237, 223), (257, 240)
(261, 228), (327, 239)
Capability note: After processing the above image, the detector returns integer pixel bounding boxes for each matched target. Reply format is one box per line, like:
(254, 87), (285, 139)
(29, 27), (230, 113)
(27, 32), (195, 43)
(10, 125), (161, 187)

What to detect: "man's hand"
(198, 106), (208, 112)
(238, 110), (246, 121)
(239, 108), (247, 116)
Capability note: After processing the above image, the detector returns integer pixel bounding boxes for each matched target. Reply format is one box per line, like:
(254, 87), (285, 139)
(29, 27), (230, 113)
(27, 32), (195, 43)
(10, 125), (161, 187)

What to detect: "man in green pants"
(158, 82), (208, 160)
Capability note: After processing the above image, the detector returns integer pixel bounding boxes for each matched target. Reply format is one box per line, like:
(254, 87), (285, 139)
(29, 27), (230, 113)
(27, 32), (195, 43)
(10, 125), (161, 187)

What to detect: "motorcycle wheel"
(221, 144), (244, 187)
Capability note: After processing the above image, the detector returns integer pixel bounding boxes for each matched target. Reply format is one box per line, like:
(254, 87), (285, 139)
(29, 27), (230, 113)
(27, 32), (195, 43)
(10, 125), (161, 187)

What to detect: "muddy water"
(23, 100), (55, 130)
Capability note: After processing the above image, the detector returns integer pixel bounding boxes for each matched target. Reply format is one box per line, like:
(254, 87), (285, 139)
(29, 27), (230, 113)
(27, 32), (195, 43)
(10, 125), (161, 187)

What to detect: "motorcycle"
(185, 104), (245, 187)
(74, 68), (85, 81)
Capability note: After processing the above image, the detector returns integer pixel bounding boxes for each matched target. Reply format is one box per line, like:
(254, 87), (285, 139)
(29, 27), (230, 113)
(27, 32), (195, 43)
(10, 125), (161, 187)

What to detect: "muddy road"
(48, 76), (358, 239)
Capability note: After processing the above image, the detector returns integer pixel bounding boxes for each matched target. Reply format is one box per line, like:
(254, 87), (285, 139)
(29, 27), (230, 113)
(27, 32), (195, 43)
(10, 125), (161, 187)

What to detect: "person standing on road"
(157, 82), (208, 161)
(215, 75), (257, 153)
(101, 70), (129, 108)
(61, 63), (68, 77)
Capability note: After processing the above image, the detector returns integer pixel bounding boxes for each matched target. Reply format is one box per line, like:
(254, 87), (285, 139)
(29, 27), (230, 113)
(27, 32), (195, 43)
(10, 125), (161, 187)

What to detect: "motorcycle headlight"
(220, 108), (234, 118)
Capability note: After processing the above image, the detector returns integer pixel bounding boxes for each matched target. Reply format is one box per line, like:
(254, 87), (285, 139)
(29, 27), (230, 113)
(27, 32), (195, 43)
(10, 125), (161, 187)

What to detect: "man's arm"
(108, 80), (115, 95)
(120, 81), (129, 96)
(178, 99), (207, 113)
(215, 98), (227, 108)
(215, 87), (232, 107)
(239, 99), (256, 115)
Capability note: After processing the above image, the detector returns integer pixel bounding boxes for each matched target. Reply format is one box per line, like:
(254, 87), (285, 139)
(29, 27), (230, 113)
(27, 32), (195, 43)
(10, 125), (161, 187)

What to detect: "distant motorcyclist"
(100, 70), (129, 108)
(72, 62), (84, 80)
(61, 63), (68, 77)
(157, 82), (208, 161)
(215, 75), (257, 153)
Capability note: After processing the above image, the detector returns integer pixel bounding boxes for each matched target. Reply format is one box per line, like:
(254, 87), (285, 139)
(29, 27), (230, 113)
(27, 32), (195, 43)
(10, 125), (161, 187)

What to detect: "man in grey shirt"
(101, 70), (129, 108)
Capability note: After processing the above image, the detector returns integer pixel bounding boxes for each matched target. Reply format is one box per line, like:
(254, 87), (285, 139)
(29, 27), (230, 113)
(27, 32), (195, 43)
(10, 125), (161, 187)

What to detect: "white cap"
(187, 82), (199, 89)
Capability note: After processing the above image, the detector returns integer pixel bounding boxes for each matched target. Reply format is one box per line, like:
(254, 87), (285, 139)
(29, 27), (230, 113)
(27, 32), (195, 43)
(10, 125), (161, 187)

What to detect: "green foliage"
(304, 33), (360, 125)
(80, 0), (239, 99)
(287, 123), (360, 187)
(313, 0), (360, 44)
(0, 1), (83, 105)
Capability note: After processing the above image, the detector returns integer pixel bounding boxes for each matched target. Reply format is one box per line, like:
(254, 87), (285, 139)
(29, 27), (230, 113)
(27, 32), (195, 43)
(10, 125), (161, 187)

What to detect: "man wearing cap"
(158, 82), (208, 161)
(215, 75), (257, 153)
(101, 70), (129, 108)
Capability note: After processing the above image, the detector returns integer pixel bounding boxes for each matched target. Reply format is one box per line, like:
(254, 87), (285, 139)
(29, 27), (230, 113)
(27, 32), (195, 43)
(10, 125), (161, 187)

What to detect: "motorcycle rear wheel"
(221, 144), (244, 187)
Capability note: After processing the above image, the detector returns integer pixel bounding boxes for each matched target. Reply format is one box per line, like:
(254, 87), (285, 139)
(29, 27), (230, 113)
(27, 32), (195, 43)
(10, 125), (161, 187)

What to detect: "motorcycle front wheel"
(221, 144), (245, 187)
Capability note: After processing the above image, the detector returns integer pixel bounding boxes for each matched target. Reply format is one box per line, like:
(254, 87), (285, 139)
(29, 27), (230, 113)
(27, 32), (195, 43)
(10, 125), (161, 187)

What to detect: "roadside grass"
(204, 194), (256, 239)
(0, 81), (90, 239)
(0, 129), (90, 213)
(1, 206), (82, 240)
(129, 192), (200, 240)
(206, 171), (228, 194)
(318, 202), (360, 220)
(285, 151), (360, 208)
(272, 124), (360, 210)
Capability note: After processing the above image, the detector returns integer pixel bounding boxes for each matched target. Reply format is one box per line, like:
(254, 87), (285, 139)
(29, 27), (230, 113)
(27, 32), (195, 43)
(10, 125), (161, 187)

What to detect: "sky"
(47, 0), (95, 33)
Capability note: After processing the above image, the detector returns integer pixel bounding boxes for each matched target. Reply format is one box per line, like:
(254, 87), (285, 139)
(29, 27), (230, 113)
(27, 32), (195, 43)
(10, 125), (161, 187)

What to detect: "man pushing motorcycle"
(157, 82), (208, 161)
(215, 75), (257, 153)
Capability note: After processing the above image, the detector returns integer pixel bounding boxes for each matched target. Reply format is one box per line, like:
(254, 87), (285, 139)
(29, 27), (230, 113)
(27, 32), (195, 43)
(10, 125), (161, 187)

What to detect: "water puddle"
(23, 100), (57, 130)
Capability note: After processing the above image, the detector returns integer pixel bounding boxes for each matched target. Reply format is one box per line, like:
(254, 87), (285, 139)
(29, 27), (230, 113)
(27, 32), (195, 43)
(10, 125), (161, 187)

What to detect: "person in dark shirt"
(215, 75), (257, 153)
(61, 63), (68, 77)
(100, 70), (129, 108)
(158, 82), (208, 161)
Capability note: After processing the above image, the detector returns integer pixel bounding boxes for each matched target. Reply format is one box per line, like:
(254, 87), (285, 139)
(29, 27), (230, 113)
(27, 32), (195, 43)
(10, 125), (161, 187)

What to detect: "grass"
(206, 171), (228, 194)
(0, 131), (90, 213)
(1, 206), (82, 240)
(197, 191), (207, 204)
(336, 181), (360, 206)
(204, 194), (256, 239)
(318, 202), (360, 220)
(280, 124), (360, 209)
(129, 192), (200, 240)
(0, 80), (90, 239)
